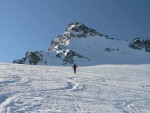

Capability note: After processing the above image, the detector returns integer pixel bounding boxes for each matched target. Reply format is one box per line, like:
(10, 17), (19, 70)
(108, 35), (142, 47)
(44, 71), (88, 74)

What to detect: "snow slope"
(0, 63), (150, 112)
(23, 36), (149, 66)
(60, 36), (150, 65)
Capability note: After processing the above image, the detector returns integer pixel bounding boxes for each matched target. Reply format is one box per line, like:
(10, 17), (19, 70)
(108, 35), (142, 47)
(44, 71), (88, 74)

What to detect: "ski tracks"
(122, 101), (142, 113)
(0, 75), (21, 87)
(66, 78), (86, 92)
(66, 77), (85, 113)
(67, 91), (84, 113)
(0, 94), (17, 113)
(57, 76), (86, 113)
(0, 74), (31, 113)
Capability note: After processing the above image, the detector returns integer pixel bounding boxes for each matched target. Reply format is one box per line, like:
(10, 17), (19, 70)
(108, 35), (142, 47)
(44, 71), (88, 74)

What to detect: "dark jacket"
(72, 64), (77, 69)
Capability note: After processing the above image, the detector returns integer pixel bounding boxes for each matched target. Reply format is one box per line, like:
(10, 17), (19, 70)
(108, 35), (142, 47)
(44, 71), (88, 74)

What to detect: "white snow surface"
(35, 36), (150, 66)
(0, 63), (150, 113)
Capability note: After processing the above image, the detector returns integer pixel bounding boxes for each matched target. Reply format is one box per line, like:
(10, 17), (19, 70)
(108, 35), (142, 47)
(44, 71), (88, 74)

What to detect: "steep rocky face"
(62, 50), (90, 65)
(129, 38), (150, 52)
(13, 51), (43, 65)
(66, 22), (103, 37)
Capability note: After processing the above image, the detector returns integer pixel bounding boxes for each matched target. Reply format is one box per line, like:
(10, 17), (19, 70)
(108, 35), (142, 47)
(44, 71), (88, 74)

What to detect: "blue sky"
(0, 0), (150, 62)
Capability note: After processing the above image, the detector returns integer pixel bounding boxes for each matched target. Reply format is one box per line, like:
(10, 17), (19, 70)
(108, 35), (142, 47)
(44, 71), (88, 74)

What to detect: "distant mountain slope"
(13, 22), (150, 66)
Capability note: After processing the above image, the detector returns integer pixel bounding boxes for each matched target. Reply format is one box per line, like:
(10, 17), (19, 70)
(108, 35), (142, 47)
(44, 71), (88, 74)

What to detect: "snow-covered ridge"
(13, 22), (150, 66)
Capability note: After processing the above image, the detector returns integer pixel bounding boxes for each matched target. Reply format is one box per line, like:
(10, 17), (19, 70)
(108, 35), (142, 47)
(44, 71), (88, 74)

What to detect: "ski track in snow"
(0, 63), (150, 112)
(122, 101), (142, 113)
(65, 77), (85, 113)
(0, 94), (16, 113)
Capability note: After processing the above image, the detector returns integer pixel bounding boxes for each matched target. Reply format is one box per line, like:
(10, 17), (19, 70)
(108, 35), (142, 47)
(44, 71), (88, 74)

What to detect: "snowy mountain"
(0, 63), (150, 112)
(13, 22), (150, 66)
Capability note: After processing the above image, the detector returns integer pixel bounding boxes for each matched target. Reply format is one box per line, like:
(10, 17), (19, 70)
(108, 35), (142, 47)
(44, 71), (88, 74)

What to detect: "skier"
(72, 64), (78, 74)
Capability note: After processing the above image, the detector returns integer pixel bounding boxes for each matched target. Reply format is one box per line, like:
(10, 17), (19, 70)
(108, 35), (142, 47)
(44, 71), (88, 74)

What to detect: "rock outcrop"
(129, 38), (150, 52)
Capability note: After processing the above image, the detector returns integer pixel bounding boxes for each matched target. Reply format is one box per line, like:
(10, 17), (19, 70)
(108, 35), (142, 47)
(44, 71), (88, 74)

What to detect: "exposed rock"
(105, 48), (119, 52)
(63, 50), (89, 65)
(129, 38), (150, 52)
(13, 22), (150, 66)
(66, 22), (103, 37)
(13, 51), (42, 65)
(48, 22), (107, 51)
(13, 57), (27, 64)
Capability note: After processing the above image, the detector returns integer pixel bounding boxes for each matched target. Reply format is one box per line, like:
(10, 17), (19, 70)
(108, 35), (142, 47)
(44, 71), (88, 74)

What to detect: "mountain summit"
(48, 22), (107, 51)
(65, 22), (103, 37)
(13, 22), (150, 66)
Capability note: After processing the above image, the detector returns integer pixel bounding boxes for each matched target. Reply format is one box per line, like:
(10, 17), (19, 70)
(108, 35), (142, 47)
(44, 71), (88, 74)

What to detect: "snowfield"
(0, 63), (150, 113)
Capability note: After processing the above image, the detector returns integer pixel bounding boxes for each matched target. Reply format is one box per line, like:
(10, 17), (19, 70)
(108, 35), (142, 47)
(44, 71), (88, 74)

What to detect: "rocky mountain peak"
(48, 22), (107, 51)
(65, 22), (104, 38)
(13, 22), (150, 66)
